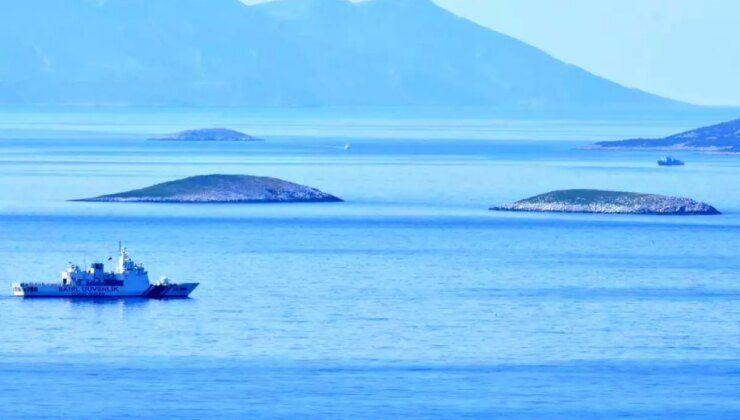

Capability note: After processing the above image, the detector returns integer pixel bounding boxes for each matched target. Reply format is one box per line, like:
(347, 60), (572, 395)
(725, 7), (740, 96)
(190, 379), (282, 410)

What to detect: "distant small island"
(74, 175), (342, 203)
(149, 128), (262, 142)
(586, 118), (740, 153)
(491, 189), (720, 215)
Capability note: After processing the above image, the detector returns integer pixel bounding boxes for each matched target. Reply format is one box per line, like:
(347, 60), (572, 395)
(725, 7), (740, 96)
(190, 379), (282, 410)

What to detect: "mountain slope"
(0, 0), (682, 109)
(589, 118), (740, 152)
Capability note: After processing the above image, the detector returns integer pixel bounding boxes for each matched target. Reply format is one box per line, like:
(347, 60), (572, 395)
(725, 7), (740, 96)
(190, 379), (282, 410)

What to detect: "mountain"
(0, 0), (682, 109)
(589, 118), (740, 152)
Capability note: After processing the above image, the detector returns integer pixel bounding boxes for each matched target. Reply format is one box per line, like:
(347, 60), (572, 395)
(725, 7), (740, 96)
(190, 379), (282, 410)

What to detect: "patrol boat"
(658, 156), (685, 166)
(11, 246), (198, 298)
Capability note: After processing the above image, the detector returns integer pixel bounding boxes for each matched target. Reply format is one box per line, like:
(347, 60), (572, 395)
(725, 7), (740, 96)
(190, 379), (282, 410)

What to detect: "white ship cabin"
(60, 248), (147, 287)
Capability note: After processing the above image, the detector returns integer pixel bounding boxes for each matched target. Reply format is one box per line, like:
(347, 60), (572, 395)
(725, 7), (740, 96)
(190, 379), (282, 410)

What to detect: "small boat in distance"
(11, 246), (198, 299)
(658, 156), (685, 166)
(344, 143), (351, 150)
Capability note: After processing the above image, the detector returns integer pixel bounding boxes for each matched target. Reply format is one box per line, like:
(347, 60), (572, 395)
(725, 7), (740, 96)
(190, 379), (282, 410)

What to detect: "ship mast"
(117, 242), (127, 273)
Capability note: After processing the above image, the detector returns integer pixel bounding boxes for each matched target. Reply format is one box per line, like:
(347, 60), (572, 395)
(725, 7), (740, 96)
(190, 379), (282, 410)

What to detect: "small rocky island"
(74, 175), (342, 203)
(587, 118), (740, 153)
(150, 128), (261, 142)
(491, 189), (720, 215)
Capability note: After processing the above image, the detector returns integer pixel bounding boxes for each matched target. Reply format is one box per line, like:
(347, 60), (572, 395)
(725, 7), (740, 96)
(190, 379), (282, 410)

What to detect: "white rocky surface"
(491, 190), (719, 215)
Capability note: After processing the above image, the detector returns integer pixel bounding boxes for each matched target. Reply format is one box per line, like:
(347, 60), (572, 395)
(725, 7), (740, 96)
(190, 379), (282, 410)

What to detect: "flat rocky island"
(491, 189), (720, 215)
(150, 128), (261, 142)
(74, 175), (342, 203)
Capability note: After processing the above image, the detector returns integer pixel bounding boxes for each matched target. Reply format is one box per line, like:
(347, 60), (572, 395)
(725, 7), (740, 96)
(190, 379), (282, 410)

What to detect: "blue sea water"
(0, 110), (739, 418)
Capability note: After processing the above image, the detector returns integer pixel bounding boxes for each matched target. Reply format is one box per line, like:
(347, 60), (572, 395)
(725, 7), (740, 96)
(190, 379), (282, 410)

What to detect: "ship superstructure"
(11, 246), (198, 298)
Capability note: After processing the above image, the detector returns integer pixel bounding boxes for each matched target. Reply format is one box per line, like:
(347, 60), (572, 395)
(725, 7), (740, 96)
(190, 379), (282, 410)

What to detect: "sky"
(241, 0), (740, 107)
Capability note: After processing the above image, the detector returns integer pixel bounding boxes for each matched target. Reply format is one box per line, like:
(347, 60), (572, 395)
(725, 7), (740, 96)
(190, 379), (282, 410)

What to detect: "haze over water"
(0, 110), (739, 418)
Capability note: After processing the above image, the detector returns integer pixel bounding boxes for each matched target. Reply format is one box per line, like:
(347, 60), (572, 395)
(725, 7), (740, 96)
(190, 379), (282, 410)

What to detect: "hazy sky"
(241, 0), (740, 106)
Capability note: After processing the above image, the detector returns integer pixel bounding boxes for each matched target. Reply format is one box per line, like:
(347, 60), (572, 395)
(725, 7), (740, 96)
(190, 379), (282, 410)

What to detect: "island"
(586, 118), (740, 153)
(73, 175), (342, 203)
(490, 189), (720, 215)
(149, 128), (261, 142)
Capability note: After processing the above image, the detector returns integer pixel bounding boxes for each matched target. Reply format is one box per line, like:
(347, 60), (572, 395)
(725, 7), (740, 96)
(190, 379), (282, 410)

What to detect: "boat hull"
(11, 283), (198, 299)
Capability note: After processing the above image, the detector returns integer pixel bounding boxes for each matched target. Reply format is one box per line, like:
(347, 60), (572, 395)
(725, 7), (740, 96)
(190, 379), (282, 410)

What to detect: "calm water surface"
(0, 112), (738, 418)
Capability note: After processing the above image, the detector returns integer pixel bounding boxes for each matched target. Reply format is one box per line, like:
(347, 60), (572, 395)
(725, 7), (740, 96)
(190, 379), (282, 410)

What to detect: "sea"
(0, 108), (738, 418)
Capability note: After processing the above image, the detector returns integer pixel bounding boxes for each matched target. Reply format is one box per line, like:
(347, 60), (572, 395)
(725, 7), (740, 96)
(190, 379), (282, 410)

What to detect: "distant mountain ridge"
(589, 118), (740, 152)
(150, 128), (261, 142)
(0, 0), (682, 109)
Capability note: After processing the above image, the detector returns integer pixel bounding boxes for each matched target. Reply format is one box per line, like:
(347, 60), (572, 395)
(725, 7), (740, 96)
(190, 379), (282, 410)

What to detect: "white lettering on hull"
(57, 286), (123, 296)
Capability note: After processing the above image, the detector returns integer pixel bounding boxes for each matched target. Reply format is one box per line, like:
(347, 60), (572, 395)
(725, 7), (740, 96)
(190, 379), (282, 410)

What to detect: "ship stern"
(11, 283), (25, 297)
(11, 283), (47, 297)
